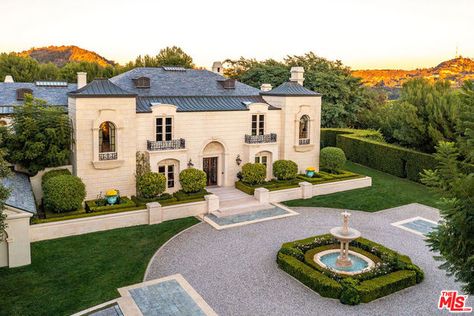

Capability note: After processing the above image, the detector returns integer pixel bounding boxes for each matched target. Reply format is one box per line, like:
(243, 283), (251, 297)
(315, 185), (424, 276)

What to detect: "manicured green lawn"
(0, 217), (199, 316)
(284, 161), (439, 212)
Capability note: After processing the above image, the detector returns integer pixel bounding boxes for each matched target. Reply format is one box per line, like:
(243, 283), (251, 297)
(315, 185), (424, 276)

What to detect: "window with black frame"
(99, 121), (116, 152)
(156, 117), (173, 141)
(251, 114), (265, 136)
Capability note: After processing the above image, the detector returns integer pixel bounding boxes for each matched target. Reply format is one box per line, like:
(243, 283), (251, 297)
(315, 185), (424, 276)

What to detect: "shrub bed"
(321, 128), (474, 182)
(85, 197), (136, 213)
(235, 169), (363, 195)
(277, 234), (423, 304)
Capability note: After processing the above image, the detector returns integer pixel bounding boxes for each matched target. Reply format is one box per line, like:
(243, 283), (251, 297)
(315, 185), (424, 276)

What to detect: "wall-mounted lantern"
(187, 159), (194, 168)
(236, 154), (242, 166)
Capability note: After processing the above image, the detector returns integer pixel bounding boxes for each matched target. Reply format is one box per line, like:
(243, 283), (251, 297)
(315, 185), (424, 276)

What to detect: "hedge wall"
(321, 129), (438, 182)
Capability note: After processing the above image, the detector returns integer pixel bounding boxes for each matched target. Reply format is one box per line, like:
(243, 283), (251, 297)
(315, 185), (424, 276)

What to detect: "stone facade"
(68, 67), (322, 200)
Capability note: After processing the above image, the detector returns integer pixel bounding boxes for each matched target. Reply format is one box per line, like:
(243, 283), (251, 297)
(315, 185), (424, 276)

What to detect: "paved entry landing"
(206, 186), (274, 217)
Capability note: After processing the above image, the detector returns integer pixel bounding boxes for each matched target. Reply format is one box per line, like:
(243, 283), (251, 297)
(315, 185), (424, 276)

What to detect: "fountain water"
(313, 211), (374, 275)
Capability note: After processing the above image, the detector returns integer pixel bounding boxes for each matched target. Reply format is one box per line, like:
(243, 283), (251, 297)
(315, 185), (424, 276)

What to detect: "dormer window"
(218, 79), (236, 89)
(16, 88), (33, 101)
(133, 77), (150, 88)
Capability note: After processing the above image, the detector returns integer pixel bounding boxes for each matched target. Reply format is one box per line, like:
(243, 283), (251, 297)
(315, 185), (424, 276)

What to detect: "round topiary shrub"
(179, 168), (207, 193)
(41, 168), (71, 187)
(241, 163), (266, 185)
(273, 160), (298, 180)
(137, 171), (166, 198)
(43, 174), (86, 213)
(320, 147), (347, 173)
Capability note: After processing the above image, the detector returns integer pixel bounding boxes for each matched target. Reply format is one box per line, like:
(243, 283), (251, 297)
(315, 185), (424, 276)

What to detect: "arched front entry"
(202, 141), (225, 186)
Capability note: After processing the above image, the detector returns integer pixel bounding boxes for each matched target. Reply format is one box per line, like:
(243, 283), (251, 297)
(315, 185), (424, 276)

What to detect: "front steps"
(206, 186), (274, 218)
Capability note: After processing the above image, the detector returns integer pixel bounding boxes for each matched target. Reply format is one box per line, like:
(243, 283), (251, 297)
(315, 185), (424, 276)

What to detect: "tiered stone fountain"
(314, 211), (374, 275)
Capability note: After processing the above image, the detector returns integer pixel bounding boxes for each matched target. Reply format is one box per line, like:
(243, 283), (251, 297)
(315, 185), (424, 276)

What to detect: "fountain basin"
(314, 249), (375, 275)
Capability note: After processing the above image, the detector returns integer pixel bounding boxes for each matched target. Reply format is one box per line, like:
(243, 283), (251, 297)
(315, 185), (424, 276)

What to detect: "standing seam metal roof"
(260, 81), (320, 96)
(68, 79), (136, 97)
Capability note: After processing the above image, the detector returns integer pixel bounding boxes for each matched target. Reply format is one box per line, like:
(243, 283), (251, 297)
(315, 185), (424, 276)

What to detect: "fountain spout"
(329, 211), (361, 268)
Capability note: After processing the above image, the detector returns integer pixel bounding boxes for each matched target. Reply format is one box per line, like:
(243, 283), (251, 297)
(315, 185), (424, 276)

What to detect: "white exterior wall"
(263, 95), (322, 173)
(69, 97), (137, 200)
(69, 93), (322, 198)
(0, 207), (32, 268)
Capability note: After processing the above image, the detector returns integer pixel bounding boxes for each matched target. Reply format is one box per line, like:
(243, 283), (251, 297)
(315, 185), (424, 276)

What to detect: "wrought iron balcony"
(299, 138), (310, 145)
(244, 133), (277, 144)
(99, 152), (118, 161)
(147, 138), (186, 151)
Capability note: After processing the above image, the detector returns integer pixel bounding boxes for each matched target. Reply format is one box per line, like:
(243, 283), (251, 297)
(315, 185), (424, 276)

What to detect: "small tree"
(136, 172), (166, 198)
(5, 95), (71, 174)
(179, 168), (206, 193)
(273, 160), (298, 180)
(0, 145), (11, 240)
(155, 46), (195, 68)
(241, 163), (266, 185)
(320, 147), (346, 173)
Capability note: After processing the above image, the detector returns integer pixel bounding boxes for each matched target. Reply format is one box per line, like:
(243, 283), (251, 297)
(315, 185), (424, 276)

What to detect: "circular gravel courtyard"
(145, 204), (461, 316)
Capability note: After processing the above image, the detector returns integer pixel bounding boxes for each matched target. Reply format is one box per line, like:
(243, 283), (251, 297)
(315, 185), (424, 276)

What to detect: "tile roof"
(260, 81), (320, 96)
(68, 79), (136, 97)
(2, 172), (36, 214)
(110, 67), (261, 97)
(136, 95), (278, 113)
(0, 82), (77, 113)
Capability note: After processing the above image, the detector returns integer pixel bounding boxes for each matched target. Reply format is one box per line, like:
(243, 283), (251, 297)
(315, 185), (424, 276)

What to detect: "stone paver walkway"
(146, 203), (461, 316)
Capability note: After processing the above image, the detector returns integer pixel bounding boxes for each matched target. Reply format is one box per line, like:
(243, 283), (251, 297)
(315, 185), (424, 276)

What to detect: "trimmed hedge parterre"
(277, 234), (423, 304)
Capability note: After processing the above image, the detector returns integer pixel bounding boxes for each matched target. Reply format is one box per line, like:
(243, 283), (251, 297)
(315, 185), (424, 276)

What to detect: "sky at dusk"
(0, 0), (472, 70)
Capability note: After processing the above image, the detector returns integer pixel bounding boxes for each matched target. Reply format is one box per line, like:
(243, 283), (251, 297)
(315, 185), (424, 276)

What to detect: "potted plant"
(105, 189), (119, 205)
(306, 167), (316, 178)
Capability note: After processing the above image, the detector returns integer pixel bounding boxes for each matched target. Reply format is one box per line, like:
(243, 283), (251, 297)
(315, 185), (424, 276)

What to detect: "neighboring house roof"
(137, 95), (279, 113)
(0, 82), (77, 114)
(2, 172), (36, 214)
(68, 79), (137, 98)
(260, 81), (320, 96)
(110, 67), (261, 97)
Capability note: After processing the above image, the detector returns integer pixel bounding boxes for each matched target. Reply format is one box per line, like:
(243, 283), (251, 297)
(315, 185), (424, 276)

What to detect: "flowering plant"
(306, 167), (316, 171)
(105, 189), (118, 196)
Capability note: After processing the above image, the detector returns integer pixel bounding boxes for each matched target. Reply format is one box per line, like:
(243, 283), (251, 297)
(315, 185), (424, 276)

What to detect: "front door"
(203, 157), (218, 186)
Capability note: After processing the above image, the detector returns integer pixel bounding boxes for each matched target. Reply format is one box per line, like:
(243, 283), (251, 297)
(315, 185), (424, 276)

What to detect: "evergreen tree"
(0, 53), (40, 82)
(4, 95), (71, 174)
(0, 140), (11, 241)
(421, 81), (474, 293)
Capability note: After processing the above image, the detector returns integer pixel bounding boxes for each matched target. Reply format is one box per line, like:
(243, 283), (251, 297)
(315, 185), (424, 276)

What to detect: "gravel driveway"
(145, 203), (462, 316)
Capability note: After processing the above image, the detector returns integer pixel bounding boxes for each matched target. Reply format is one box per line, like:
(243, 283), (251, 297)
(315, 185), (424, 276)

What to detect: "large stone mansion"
(0, 64), (321, 200)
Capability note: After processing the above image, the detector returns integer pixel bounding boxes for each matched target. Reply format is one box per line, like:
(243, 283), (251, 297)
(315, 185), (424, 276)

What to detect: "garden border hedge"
(277, 234), (423, 304)
(321, 128), (474, 182)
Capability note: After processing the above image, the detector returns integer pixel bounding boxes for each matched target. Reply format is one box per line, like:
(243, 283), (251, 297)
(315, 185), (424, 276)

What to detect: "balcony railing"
(299, 138), (310, 145)
(99, 152), (118, 161)
(244, 133), (277, 144)
(147, 138), (186, 151)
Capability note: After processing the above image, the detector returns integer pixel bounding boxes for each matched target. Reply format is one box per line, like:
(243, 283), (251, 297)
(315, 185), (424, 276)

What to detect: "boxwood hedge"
(321, 128), (474, 182)
(277, 234), (423, 304)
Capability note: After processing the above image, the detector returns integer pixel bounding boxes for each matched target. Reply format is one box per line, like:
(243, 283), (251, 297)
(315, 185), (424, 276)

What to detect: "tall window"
(99, 121), (116, 152)
(159, 164), (175, 188)
(251, 114), (265, 136)
(156, 117), (172, 141)
(299, 115), (310, 140)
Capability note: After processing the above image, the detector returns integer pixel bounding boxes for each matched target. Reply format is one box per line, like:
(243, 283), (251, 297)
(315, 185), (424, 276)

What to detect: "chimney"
(212, 61), (224, 75)
(260, 83), (272, 91)
(290, 67), (304, 85)
(4, 75), (14, 83)
(77, 72), (87, 89)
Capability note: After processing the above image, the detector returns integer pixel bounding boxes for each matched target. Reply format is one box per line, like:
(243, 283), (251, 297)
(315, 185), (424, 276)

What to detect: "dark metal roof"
(68, 79), (137, 98)
(2, 172), (36, 214)
(260, 81), (321, 96)
(0, 82), (77, 113)
(110, 67), (260, 97)
(136, 95), (278, 113)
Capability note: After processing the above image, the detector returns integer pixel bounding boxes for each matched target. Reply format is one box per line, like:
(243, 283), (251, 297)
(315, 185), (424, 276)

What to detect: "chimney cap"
(260, 83), (272, 91)
(290, 67), (305, 85)
(4, 75), (14, 83)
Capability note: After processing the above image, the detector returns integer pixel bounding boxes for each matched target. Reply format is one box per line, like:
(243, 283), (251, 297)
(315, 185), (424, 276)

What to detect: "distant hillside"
(19, 45), (115, 67)
(352, 57), (474, 88)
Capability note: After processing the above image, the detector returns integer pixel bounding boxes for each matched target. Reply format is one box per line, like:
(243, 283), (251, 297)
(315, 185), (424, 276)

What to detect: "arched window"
(99, 121), (116, 153)
(299, 115), (310, 143)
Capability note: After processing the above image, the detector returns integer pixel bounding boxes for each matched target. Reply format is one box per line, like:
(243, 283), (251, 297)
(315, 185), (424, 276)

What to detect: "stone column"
(299, 181), (313, 199)
(147, 202), (162, 224)
(205, 194), (219, 214)
(254, 187), (270, 204)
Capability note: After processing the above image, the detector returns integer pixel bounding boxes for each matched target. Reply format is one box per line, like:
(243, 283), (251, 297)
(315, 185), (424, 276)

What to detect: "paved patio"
(146, 203), (462, 316)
